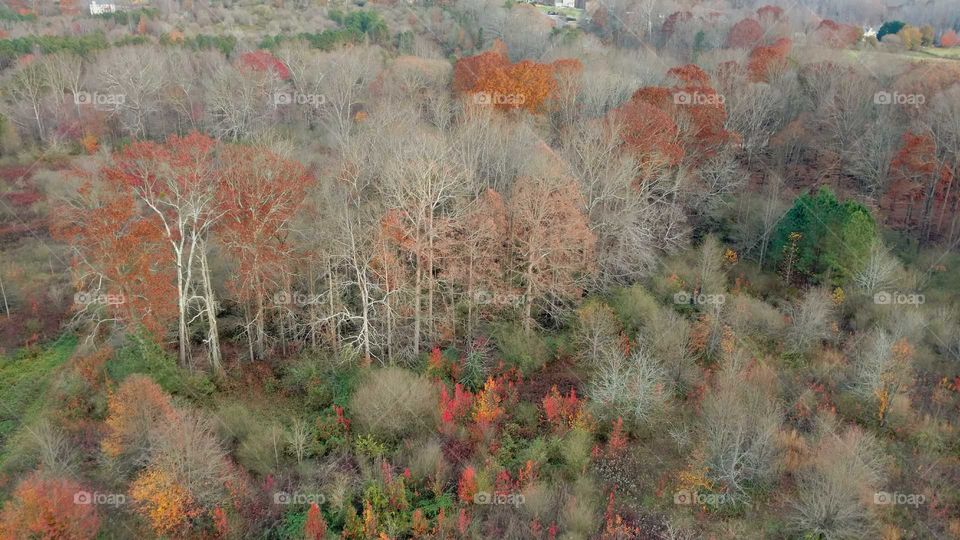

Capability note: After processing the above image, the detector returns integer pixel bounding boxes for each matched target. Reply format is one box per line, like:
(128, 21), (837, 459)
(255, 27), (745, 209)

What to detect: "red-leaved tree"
(726, 18), (764, 49)
(748, 38), (792, 82)
(218, 144), (313, 360)
(0, 472), (100, 540)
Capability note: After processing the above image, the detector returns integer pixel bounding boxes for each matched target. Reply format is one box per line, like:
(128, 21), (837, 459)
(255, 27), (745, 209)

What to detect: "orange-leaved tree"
(453, 44), (573, 113)
(507, 173), (596, 333)
(304, 502), (328, 540)
(130, 468), (201, 536)
(884, 131), (956, 240)
(748, 38), (792, 82)
(55, 181), (177, 340)
(0, 472), (100, 540)
(101, 374), (177, 464)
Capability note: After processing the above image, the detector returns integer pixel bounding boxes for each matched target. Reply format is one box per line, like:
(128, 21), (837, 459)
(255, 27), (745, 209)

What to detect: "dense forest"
(0, 0), (958, 538)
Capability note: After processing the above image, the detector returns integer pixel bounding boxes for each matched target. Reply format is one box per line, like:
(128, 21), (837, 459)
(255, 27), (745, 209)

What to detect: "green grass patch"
(0, 335), (76, 467)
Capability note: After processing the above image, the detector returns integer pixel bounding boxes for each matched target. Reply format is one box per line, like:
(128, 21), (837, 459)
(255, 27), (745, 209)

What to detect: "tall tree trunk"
(413, 252), (422, 354)
(199, 247), (222, 374)
(0, 271), (9, 318)
(308, 264), (318, 350)
(176, 253), (190, 367)
(523, 265), (535, 335)
(427, 213), (435, 346)
(466, 257), (475, 343)
(327, 258), (338, 352)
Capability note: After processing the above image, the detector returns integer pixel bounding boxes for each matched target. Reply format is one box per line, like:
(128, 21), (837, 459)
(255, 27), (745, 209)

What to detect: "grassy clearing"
(0, 335), (75, 467)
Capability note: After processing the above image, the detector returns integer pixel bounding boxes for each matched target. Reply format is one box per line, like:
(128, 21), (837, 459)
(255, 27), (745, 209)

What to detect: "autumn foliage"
(884, 132), (957, 238)
(457, 466), (478, 503)
(726, 18), (764, 49)
(239, 50), (290, 79)
(55, 185), (177, 339)
(130, 468), (202, 536)
(816, 20), (862, 48)
(440, 382), (475, 425)
(748, 38), (792, 82)
(0, 473), (100, 540)
(941, 30), (960, 48)
(101, 374), (176, 460)
(614, 64), (735, 164)
(453, 45), (578, 113)
(542, 385), (589, 431)
(304, 503), (328, 540)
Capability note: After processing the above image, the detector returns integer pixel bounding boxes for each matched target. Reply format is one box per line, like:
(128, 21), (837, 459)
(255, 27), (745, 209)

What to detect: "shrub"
(0, 472), (100, 539)
(494, 324), (550, 374)
(130, 467), (201, 536)
(349, 367), (437, 441)
(608, 284), (659, 334)
(234, 419), (287, 476)
(108, 334), (214, 398)
(101, 374), (176, 468)
(789, 425), (886, 539)
(723, 294), (786, 346)
(145, 410), (235, 510)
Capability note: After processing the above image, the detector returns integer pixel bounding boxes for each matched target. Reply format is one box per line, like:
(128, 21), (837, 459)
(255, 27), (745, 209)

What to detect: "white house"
(89, 1), (117, 15)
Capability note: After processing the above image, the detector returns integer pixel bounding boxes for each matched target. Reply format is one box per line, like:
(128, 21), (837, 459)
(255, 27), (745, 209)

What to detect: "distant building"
(542, 0), (585, 9)
(89, 1), (117, 14)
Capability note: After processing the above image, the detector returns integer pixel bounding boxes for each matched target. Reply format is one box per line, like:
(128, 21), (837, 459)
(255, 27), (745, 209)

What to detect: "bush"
(101, 374), (176, 470)
(789, 425), (886, 539)
(723, 293), (786, 346)
(282, 350), (361, 411)
(234, 419), (287, 476)
(494, 324), (550, 374)
(0, 472), (100, 539)
(145, 409), (235, 510)
(349, 367), (437, 441)
(608, 284), (659, 334)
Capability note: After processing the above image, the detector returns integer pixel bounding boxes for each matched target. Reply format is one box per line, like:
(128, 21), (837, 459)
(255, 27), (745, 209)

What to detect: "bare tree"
(790, 424), (887, 540)
(41, 52), (84, 119)
(562, 120), (687, 285)
(6, 61), (49, 141)
(701, 365), (781, 496)
(590, 345), (670, 426)
(205, 64), (277, 141)
(317, 46), (381, 149)
(380, 131), (463, 353)
(846, 111), (900, 198)
(91, 45), (167, 138)
(853, 241), (902, 294)
(786, 287), (834, 356)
